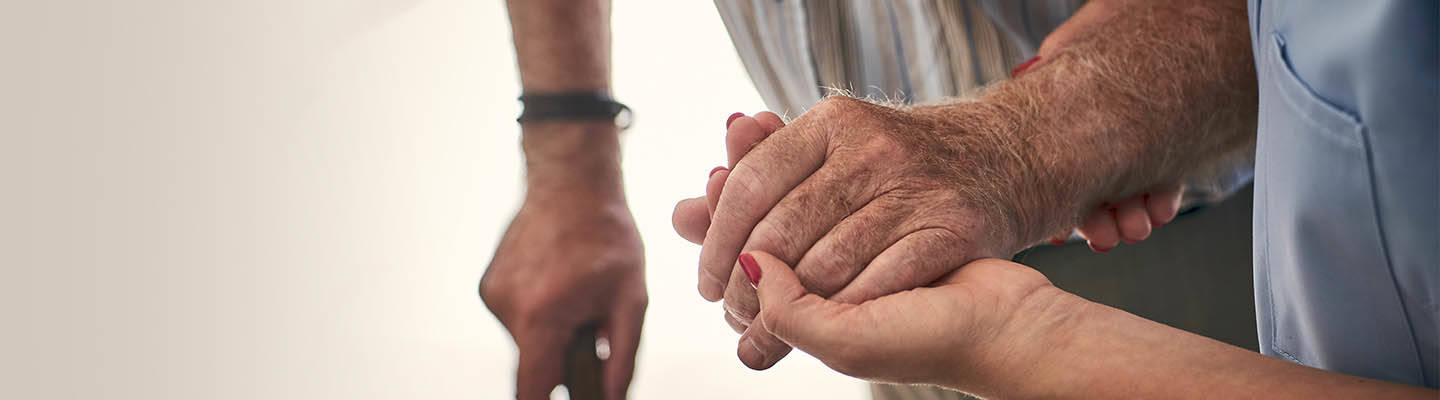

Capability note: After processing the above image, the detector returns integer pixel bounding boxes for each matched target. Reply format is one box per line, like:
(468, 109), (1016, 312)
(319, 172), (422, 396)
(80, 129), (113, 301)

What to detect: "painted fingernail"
(738, 253), (761, 287)
(726, 112), (745, 129)
(709, 166), (728, 178)
(1089, 242), (1112, 254)
(1010, 56), (1042, 79)
(1049, 238), (1066, 246)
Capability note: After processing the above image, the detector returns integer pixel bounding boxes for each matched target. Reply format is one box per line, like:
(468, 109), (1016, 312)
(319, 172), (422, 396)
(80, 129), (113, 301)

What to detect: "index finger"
(698, 125), (827, 301)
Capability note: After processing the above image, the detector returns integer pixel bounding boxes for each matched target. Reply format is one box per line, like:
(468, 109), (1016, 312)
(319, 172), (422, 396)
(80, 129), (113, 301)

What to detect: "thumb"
(744, 252), (848, 357)
(671, 196), (709, 244)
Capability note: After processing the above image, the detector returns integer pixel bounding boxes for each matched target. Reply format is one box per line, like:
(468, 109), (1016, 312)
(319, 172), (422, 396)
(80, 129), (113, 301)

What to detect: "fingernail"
(1152, 221), (1164, 228)
(738, 253), (761, 287)
(1010, 56), (1042, 79)
(1049, 238), (1066, 246)
(726, 112), (745, 129)
(709, 166), (728, 178)
(1089, 242), (1112, 254)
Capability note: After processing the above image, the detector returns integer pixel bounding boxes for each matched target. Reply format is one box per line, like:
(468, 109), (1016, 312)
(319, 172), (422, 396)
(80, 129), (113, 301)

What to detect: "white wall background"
(0, 0), (865, 399)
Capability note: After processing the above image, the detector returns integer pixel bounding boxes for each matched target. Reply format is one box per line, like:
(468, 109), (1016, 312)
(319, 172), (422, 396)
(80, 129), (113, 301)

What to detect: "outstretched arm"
(744, 252), (1435, 399)
(480, 2), (646, 400)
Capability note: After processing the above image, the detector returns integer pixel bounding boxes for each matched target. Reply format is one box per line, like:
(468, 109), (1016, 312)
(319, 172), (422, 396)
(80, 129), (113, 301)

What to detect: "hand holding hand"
(742, 251), (1084, 398)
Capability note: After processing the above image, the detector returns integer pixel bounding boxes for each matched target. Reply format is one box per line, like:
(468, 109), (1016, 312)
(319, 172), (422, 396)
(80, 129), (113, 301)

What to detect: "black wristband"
(517, 92), (632, 129)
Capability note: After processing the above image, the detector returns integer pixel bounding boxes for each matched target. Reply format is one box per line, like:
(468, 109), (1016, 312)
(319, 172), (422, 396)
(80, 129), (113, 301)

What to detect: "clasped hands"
(670, 97), (1183, 386)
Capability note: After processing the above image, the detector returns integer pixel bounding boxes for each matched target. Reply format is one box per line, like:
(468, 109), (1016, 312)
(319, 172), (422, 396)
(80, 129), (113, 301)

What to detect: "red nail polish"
(726, 112), (745, 129)
(1010, 56), (1042, 79)
(1049, 238), (1065, 246)
(709, 166), (728, 178)
(738, 253), (761, 287)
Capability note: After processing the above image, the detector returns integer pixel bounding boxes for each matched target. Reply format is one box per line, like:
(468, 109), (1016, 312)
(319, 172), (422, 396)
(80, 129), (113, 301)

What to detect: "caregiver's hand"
(743, 251), (1080, 397)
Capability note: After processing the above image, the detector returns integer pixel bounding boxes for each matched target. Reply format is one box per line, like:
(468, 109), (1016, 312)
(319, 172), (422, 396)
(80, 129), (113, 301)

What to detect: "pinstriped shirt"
(714, 0), (1253, 211)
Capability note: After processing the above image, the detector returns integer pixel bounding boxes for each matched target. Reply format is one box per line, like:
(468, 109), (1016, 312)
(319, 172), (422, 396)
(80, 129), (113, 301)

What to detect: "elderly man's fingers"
(706, 167), (729, 217)
(699, 128), (827, 301)
(726, 116), (770, 169)
(792, 200), (911, 297)
(672, 197), (710, 244)
(737, 324), (795, 370)
(602, 306), (645, 400)
(724, 262), (761, 324)
(748, 251), (855, 363)
(754, 111), (786, 132)
(724, 309), (747, 334)
(827, 228), (969, 304)
(514, 332), (568, 400)
(1114, 196), (1153, 243)
(1078, 205), (1120, 253)
(1147, 185), (1184, 226)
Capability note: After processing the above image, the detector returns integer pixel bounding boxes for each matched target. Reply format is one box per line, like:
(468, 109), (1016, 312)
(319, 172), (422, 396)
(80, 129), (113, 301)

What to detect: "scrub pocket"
(1253, 31), (1412, 373)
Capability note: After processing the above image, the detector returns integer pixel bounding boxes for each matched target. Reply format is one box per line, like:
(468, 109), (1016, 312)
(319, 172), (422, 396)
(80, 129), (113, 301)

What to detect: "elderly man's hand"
(686, 97), (1041, 369)
(481, 185), (647, 400)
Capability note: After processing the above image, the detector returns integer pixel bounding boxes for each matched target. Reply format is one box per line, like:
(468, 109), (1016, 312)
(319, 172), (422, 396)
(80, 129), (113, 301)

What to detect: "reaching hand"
(743, 250), (1083, 397)
(481, 193), (647, 400)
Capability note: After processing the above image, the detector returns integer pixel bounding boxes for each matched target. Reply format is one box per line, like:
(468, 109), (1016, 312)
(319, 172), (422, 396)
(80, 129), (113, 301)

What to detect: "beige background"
(0, 1), (864, 398)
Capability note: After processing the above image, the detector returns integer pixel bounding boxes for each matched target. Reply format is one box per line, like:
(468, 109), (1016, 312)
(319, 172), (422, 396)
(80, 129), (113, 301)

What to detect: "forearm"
(998, 293), (1435, 399)
(914, 0), (1257, 246)
(506, 0), (623, 198)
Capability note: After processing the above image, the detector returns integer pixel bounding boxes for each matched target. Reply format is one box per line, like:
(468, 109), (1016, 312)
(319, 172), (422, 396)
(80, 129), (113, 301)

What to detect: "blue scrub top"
(1249, 0), (1438, 387)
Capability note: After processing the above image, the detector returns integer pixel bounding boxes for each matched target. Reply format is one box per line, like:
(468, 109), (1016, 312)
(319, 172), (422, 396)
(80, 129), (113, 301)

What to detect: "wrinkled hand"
(672, 106), (1184, 370)
(744, 251), (1083, 397)
(481, 194), (646, 400)
(681, 98), (1040, 370)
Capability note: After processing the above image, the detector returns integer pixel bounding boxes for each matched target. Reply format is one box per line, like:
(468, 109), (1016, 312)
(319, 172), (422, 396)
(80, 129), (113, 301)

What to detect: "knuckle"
(748, 219), (801, 262)
(796, 251), (853, 296)
(717, 170), (764, 219)
(758, 307), (789, 337)
(725, 298), (758, 324)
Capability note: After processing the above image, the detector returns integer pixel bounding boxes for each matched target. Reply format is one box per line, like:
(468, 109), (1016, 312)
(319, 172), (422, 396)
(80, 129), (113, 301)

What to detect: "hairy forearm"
(506, 0), (623, 197)
(915, 0), (1257, 246)
(1000, 294), (1435, 399)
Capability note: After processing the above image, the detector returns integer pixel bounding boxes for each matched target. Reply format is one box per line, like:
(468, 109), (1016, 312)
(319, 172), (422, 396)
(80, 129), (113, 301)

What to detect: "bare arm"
(507, 0), (621, 190)
(481, 2), (646, 400)
(744, 252), (1435, 399)
(913, 0), (1258, 246)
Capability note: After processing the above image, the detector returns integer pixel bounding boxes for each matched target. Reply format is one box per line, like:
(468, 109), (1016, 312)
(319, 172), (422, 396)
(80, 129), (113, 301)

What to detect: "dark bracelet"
(517, 92), (633, 130)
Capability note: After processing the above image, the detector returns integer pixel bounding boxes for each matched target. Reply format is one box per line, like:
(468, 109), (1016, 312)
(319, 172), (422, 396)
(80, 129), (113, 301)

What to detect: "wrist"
(962, 287), (1102, 399)
(521, 121), (626, 199)
(904, 101), (1062, 254)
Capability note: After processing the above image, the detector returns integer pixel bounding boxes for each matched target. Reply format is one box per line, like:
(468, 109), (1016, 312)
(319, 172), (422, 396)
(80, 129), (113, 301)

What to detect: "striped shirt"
(713, 0), (1253, 205)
